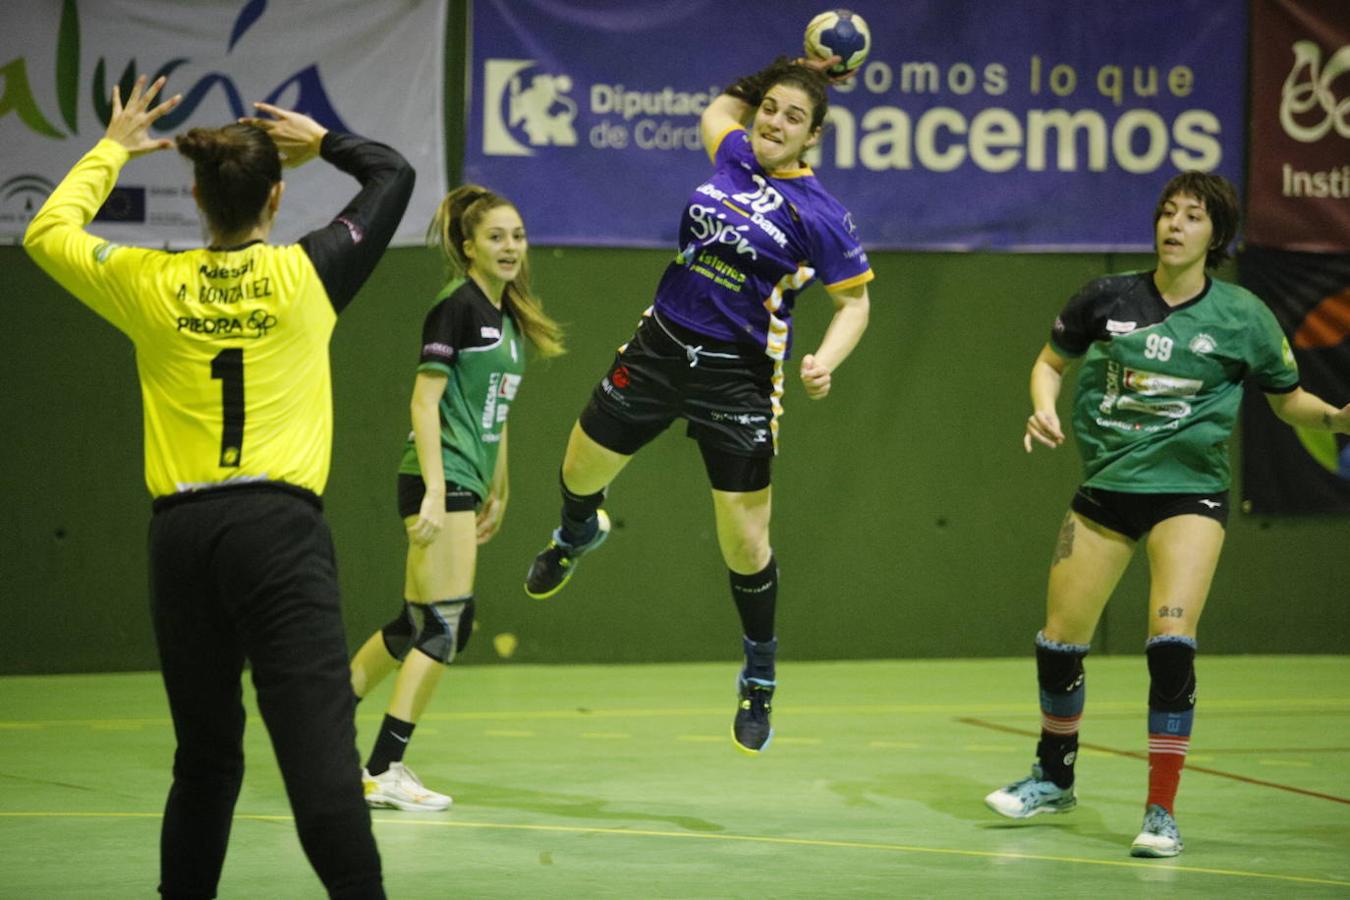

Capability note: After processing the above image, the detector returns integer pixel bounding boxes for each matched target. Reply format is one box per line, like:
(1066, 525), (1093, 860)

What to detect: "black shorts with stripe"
(580, 312), (776, 492)
(1071, 486), (1230, 541)
(397, 473), (480, 517)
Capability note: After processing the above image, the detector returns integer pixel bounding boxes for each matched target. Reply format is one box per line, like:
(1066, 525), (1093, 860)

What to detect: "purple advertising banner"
(463, 0), (1247, 250)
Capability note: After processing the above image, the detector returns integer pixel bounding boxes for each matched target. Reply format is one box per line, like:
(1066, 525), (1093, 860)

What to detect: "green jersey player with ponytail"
(348, 185), (564, 811)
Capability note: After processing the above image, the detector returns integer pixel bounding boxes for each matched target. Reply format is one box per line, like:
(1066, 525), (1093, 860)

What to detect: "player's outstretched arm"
(1266, 388), (1350, 434)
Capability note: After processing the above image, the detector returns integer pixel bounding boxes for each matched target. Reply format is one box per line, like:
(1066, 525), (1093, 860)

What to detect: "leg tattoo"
(1052, 513), (1075, 566)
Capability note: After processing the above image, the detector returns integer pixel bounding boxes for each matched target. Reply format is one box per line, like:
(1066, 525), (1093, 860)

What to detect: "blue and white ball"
(804, 9), (871, 77)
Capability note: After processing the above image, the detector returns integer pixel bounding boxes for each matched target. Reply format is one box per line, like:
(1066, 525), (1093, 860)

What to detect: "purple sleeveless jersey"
(652, 126), (873, 360)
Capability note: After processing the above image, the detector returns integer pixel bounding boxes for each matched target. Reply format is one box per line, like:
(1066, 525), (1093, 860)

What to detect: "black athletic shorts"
(397, 473), (480, 518)
(579, 311), (775, 492)
(1071, 486), (1230, 541)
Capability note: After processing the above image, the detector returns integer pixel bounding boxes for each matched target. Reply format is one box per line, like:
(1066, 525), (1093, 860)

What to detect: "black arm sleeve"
(299, 131), (416, 314)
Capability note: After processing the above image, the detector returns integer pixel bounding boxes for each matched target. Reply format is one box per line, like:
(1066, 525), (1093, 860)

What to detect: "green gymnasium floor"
(1, 656), (1346, 898)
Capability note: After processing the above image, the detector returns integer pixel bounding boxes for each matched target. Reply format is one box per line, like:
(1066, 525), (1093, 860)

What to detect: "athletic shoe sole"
(731, 724), (774, 756)
(364, 792), (452, 812)
(983, 794), (1077, 819)
(1130, 837), (1182, 857)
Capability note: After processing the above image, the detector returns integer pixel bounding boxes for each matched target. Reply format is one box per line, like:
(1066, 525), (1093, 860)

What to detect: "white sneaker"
(362, 762), (452, 811)
(985, 765), (1078, 818)
(1130, 803), (1183, 857)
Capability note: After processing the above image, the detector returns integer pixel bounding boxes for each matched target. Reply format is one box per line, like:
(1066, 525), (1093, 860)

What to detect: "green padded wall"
(1, 243), (1346, 674)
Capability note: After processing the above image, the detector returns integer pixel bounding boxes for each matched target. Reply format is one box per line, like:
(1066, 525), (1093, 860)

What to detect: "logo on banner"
(0, 174), (56, 221)
(0, 0), (352, 143)
(1280, 40), (1350, 143)
(482, 60), (578, 156)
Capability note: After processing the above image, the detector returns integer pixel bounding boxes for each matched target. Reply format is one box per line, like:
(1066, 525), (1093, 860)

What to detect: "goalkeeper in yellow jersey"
(23, 75), (413, 899)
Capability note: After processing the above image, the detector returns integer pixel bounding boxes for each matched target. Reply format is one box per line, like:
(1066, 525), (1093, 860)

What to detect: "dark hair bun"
(174, 124), (281, 235)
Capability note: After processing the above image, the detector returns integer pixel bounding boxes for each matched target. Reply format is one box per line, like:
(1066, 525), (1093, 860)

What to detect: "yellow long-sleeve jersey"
(24, 134), (414, 497)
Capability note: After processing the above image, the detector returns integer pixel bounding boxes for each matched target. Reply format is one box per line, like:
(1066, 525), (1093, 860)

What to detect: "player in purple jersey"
(524, 55), (874, 755)
(984, 172), (1350, 858)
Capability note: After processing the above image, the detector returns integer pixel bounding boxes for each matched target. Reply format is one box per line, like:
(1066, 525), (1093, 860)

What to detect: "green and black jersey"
(23, 135), (414, 498)
(398, 278), (525, 501)
(1050, 271), (1300, 493)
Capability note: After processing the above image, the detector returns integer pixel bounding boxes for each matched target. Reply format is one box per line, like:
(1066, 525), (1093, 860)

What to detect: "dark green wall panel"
(3, 243), (1345, 674)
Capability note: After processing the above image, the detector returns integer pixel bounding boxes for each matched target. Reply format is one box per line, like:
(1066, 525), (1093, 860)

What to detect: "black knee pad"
(456, 598), (475, 654)
(380, 602), (417, 662)
(410, 597), (473, 665)
(1035, 637), (1087, 695)
(1146, 638), (1196, 711)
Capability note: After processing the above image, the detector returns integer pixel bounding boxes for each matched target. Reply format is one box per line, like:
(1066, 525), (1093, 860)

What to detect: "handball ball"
(804, 9), (871, 77)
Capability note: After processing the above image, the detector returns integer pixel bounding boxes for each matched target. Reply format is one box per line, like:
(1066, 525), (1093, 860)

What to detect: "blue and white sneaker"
(1130, 803), (1183, 857)
(984, 765), (1078, 818)
(732, 674), (775, 755)
(524, 510), (611, 599)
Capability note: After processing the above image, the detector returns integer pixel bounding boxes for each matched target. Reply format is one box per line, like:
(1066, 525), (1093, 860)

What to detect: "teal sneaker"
(524, 510), (611, 599)
(1130, 803), (1183, 857)
(984, 766), (1078, 818)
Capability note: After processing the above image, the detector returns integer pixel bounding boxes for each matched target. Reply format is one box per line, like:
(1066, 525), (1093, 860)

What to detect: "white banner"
(1, 0), (445, 248)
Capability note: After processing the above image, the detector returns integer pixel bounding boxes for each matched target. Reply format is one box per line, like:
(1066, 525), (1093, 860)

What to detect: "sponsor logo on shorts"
(599, 375), (629, 405)
(423, 341), (454, 359)
(611, 365), (631, 389)
(710, 411), (767, 426)
(1105, 319), (1137, 335)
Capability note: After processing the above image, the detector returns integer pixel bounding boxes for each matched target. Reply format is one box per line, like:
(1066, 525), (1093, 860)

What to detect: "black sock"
(730, 556), (777, 643)
(559, 471), (605, 545)
(742, 636), (778, 682)
(366, 714), (415, 776)
(1036, 734), (1078, 789)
